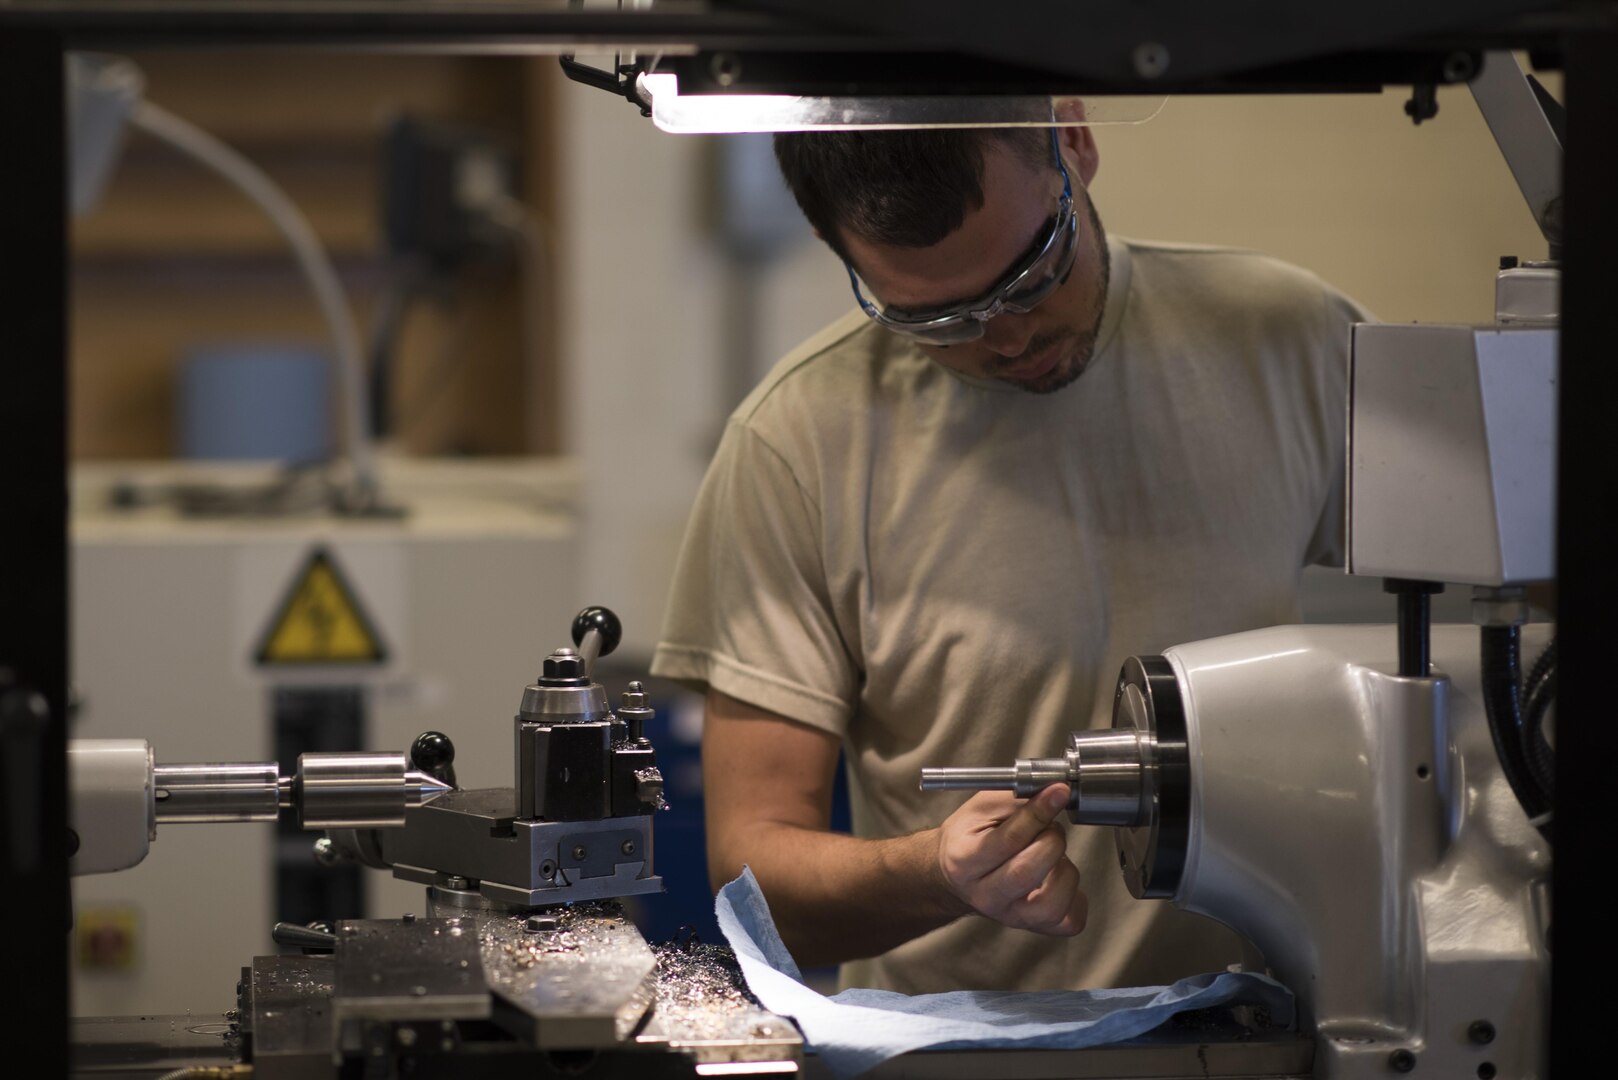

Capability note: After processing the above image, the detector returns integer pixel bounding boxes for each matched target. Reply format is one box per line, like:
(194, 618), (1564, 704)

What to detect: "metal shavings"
(651, 941), (757, 1008)
(635, 768), (670, 810)
(479, 903), (635, 993)
(648, 937), (783, 1042)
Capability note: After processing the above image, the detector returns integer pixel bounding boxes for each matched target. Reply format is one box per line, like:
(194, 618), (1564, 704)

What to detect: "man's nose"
(978, 312), (1038, 357)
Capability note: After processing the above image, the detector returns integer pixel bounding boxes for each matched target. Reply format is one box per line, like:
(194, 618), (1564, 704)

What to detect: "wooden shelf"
(70, 49), (558, 460)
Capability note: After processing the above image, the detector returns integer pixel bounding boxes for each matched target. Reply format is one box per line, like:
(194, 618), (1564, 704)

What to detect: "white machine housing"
(1163, 622), (1549, 1079)
(66, 739), (156, 875)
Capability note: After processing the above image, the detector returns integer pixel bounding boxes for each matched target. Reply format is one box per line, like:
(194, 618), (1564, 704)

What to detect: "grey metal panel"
(1347, 324), (1557, 585)
(249, 955), (336, 1080)
(67, 1010), (1305, 1079)
(70, 1014), (241, 1077)
(824, 1029), (1313, 1079)
(333, 917), (490, 1023)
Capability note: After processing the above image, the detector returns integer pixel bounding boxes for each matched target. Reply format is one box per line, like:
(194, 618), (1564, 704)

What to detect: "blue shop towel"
(715, 867), (1294, 1079)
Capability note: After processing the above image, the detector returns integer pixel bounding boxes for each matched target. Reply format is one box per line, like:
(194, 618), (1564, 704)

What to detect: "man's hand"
(935, 784), (1088, 936)
(704, 690), (1085, 964)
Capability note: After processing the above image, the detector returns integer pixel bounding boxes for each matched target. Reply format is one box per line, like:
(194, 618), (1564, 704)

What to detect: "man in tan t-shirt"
(651, 117), (1363, 993)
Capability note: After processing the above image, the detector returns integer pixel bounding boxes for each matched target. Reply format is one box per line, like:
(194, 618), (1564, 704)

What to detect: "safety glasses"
(846, 128), (1079, 346)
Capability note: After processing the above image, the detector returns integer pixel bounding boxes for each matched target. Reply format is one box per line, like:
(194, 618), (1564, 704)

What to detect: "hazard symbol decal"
(256, 548), (388, 665)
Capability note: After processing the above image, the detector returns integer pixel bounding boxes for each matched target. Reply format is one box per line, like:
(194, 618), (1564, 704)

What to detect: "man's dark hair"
(774, 128), (1050, 266)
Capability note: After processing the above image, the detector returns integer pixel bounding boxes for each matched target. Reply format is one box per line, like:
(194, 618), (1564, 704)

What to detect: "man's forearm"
(720, 819), (970, 968)
(701, 693), (1084, 968)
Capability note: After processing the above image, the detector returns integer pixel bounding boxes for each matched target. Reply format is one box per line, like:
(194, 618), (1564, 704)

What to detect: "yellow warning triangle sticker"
(256, 548), (388, 666)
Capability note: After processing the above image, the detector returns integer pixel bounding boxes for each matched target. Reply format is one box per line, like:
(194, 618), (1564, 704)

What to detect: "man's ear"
(1053, 97), (1101, 187)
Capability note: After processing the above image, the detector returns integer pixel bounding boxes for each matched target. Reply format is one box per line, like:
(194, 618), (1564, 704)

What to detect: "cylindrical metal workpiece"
(297, 752), (421, 829)
(1068, 730), (1152, 827)
(920, 767), (1019, 791)
(918, 760), (1069, 798)
(153, 762), (280, 823)
(919, 731), (1152, 827)
(1013, 758), (1072, 797)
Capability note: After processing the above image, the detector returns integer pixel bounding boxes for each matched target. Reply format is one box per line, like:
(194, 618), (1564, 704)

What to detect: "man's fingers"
(936, 786), (1090, 937)
(985, 823), (1067, 903)
(982, 783), (1070, 864)
(1016, 857), (1087, 935)
(958, 789), (1024, 823)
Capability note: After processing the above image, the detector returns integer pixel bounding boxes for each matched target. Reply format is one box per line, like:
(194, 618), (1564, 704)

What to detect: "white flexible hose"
(130, 99), (377, 510)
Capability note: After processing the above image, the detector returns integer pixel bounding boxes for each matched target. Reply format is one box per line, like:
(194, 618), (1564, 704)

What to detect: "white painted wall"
(555, 83), (847, 657)
(556, 75), (1559, 657)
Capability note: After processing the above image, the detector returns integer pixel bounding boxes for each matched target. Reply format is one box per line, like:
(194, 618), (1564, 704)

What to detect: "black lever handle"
(570, 606), (623, 679)
(571, 607), (623, 658)
(272, 921), (337, 953)
(409, 731), (458, 789)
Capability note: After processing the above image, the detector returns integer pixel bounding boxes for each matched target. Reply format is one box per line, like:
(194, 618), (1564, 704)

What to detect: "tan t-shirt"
(652, 237), (1363, 994)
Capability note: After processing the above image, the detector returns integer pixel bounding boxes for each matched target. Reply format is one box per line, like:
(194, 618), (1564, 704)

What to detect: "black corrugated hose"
(1521, 637), (1557, 803)
(1479, 625), (1553, 842)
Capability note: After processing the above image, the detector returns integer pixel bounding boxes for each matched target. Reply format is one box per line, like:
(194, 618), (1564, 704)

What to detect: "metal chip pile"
(649, 936), (787, 1042)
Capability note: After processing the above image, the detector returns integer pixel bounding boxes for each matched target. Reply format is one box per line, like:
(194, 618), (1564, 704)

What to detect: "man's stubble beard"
(1003, 194), (1110, 396)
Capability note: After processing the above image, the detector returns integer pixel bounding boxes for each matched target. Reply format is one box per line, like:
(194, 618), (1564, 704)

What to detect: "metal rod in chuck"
(919, 767), (1018, 791)
(919, 734), (1152, 827)
(153, 763), (280, 823)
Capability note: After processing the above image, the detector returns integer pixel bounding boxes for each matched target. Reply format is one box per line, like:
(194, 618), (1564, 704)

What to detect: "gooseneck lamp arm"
(127, 98), (379, 512)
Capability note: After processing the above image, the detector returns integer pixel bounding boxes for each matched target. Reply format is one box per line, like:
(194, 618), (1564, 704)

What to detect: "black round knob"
(411, 731), (455, 770)
(572, 606), (623, 658)
(410, 731), (458, 786)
